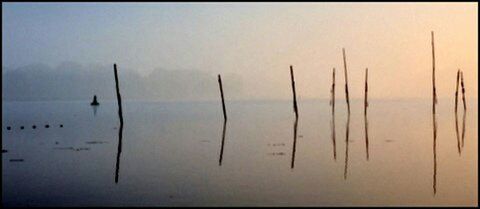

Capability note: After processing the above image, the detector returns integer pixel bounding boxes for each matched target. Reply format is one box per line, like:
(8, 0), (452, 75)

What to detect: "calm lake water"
(2, 99), (477, 206)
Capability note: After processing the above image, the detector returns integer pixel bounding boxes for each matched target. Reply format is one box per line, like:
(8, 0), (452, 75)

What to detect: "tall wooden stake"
(431, 31), (437, 114)
(290, 65), (298, 118)
(331, 68), (336, 161)
(455, 69), (460, 113)
(218, 74), (227, 121)
(431, 31), (438, 195)
(113, 63), (124, 184)
(460, 71), (466, 110)
(364, 68), (368, 115)
(342, 48), (350, 114)
(330, 68), (335, 114)
(114, 63), (123, 125)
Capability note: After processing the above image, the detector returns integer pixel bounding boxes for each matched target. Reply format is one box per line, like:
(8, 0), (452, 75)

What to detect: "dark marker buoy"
(32, 125), (36, 129)
(45, 125), (50, 128)
(90, 95), (100, 106)
(60, 124), (63, 128)
(7, 126), (11, 130)
(20, 126), (24, 130)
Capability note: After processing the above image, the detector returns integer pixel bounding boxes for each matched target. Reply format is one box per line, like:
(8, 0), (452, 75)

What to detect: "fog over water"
(2, 62), (243, 101)
(2, 3), (477, 101)
(2, 3), (478, 207)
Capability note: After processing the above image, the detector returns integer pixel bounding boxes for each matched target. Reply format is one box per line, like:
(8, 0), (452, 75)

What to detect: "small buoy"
(59, 124), (63, 128)
(7, 126), (11, 130)
(90, 95), (100, 106)
(45, 125), (50, 128)
(20, 126), (24, 130)
(32, 125), (36, 129)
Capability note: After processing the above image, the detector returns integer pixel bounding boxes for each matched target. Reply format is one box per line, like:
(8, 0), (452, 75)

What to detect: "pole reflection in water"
(454, 102), (467, 155)
(219, 120), (227, 166)
(433, 110), (437, 195)
(455, 111), (461, 155)
(92, 105), (98, 117)
(331, 112), (336, 161)
(461, 111), (466, 149)
(364, 112), (369, 161)
(291, 117), (299, 169)
(344, 114), (351, 180)
(115, 122), (123, 183)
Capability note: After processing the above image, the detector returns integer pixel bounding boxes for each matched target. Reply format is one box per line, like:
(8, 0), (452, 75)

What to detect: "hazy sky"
(2, 3), (478, 100)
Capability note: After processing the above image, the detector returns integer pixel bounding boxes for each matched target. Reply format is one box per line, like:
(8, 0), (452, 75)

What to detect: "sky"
(2, 2), (478, 100)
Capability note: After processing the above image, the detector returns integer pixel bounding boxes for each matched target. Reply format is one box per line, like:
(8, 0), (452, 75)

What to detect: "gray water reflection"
(2, 100), (477, 206)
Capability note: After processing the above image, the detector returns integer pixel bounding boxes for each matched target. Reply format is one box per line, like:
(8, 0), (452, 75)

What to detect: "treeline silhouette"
(2, 62), (243, 101)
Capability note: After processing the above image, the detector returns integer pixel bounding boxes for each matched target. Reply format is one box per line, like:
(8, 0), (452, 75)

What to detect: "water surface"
(2, 99), (477, 206)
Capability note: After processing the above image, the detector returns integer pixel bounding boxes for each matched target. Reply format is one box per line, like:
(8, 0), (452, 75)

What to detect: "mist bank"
(2, 62), (244, 102)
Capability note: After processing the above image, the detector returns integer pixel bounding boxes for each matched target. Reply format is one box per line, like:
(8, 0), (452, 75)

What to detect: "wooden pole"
(290, 65), (298, 118)
(455, 69), (460, 113)
(364, 68), (368, 115)
(431, 31), (437, 114)
(431, 31), (438, 194)
(331, 68), (336, 161)
(113, 63), (124, 184)
(460, 71), (467, 110)
(364, 67), (369, 161)
(330, 68), (335, 114)
(114, 64), (123, 125)
(342, 48), (350, 114)
(218, 74), (227, 121)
